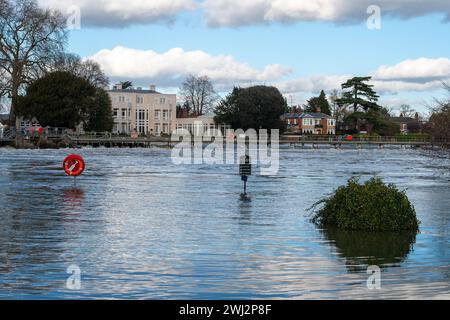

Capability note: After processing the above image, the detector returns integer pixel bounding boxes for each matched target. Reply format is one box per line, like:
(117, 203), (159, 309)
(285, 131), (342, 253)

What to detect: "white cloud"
(373, 80), (445, 93)
(277, 57), (450, 96)
(39, 0), (450, 28)
(86, 47), (449, 99)
(87, 46), (292, 89)
(278, 76), (446, 96)
(38, 0), (197, 27)
(203, 0), (450, 27)
(372, 58), (450, 83)
(277, 75), (351, 94)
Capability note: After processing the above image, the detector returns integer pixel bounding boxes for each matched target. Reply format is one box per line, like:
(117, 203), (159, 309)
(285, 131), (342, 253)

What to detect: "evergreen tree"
(337, 76), (380, 112)
(17, 71), (113, 130)
(304, 90), (331, 115)
(84, 88), (113, 132)
(120, 81), (133, 90)
(215, 85), (287, 132)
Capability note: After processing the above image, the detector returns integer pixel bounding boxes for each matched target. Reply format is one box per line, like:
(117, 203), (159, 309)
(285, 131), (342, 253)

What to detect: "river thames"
(0, 147), (448, 299)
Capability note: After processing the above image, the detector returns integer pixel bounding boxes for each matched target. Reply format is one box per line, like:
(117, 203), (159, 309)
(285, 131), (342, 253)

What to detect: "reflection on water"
(322, 228), (417, 272)
(0, 147), (449, 299)
(62, 188), (85, 217)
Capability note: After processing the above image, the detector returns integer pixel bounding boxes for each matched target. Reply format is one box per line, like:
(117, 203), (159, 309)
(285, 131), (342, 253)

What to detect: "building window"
(136, 109), (149, 134)
(163, 110), (169, 121)
(155, 110), (161, 120)
(113, 109), (118, 117)
(137, 96), (143, 104)
(160, 98), (166, 105)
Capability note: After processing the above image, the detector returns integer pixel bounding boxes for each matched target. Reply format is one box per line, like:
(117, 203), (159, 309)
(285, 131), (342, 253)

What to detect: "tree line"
(0, 0), (113, 132)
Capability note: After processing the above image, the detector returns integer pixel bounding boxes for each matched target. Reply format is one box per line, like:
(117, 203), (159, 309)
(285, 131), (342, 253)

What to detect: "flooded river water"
(0, 147), (448, 299)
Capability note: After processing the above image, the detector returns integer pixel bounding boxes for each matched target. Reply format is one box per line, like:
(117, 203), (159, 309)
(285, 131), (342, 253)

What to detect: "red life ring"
(63, 154), (85, 177)
(346, 135), (353, 141)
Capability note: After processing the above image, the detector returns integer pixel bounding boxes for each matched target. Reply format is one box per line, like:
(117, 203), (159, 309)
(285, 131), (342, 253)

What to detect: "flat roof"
(107, 89), (164, 94)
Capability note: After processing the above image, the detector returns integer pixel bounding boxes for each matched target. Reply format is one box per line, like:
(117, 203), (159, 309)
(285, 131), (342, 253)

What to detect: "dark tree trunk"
(9, 80), (19, 125)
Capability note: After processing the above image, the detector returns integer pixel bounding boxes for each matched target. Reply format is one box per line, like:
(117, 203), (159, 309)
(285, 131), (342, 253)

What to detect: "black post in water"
(239, 155), (252, 197)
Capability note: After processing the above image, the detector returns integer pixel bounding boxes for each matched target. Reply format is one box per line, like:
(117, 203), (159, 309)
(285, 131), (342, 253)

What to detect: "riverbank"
(3, 134), (449, 150)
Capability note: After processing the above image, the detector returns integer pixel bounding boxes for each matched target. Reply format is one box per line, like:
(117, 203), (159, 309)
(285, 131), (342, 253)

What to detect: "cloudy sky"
(39, 0), (450, 113)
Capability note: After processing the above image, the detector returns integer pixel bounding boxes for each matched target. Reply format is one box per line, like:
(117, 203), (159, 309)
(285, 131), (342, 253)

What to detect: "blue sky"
(44, 1), (450, 114)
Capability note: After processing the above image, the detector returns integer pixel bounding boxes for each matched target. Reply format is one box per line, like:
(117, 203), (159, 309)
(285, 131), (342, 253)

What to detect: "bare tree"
(52, 52), (109, 88)
(0, 96), (5, 113)
(0, 0), (67, 122)
(0, 67), (8, 98)
(180, 75), (219, 116)
(52, 52), (82, 73)
(328, 89), (347, 122)
(398, 104), (416, 117)
(424, 82), (450, 140)
(433, 81), (450, 109)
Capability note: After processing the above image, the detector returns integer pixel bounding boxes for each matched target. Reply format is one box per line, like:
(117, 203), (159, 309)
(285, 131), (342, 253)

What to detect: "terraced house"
(108, 84), (176, 135)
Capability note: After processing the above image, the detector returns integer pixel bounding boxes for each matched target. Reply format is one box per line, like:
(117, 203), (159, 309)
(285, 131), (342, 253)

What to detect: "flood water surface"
(0, 147), (449, 299)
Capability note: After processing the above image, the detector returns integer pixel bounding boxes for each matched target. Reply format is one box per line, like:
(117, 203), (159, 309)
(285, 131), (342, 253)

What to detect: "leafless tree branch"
(179, 75), (219, 116)
(0, 0), (67, 122)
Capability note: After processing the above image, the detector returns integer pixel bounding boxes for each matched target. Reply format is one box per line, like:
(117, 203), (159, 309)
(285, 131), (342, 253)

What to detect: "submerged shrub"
(311, 177), (419, 232)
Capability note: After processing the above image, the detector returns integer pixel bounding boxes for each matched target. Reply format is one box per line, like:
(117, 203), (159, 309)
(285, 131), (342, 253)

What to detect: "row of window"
(302, 129), (336, 134)
(113, 109), (172, 121)
(112, 123), (170, 135)
(176, 123), (216, 131)
(154, 109), (170, 121)
(287, 119), (336, 126)
(113, 109), (131, 118)
(115, 96), (168, 105)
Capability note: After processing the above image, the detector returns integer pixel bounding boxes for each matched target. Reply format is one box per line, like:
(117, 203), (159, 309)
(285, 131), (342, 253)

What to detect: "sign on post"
(239, 155), (251, 196)
(239, 155), (252, 176)
(63, 154), (85, 177)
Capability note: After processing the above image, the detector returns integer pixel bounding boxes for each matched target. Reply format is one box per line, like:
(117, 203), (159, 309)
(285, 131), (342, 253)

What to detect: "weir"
(2, 129), (450, 149)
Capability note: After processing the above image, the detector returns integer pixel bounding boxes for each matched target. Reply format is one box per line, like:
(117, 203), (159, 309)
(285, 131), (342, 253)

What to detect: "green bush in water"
(311, 177), (419, 232)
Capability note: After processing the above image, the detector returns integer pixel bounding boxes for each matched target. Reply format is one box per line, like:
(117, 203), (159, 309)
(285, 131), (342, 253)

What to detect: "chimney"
(150, 85), (156, 92)
(316, 106), (321, 113)
(415, 112), (419, 121)
(114, 83), (123, 90)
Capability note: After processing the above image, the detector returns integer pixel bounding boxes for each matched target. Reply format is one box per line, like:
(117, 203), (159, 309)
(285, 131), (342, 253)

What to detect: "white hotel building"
(107, 84), (177, 135)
